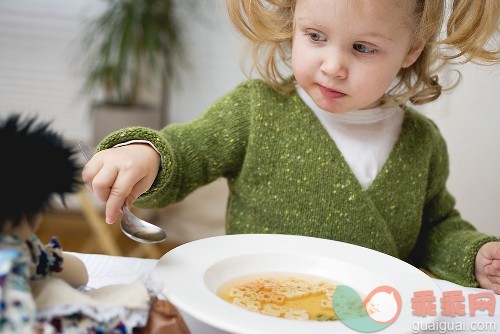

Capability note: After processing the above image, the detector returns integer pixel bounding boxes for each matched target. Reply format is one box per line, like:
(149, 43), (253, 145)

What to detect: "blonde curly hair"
(226, 0), (500, 105)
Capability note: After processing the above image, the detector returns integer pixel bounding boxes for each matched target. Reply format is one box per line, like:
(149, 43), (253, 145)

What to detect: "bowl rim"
(152, 234), (441, 334)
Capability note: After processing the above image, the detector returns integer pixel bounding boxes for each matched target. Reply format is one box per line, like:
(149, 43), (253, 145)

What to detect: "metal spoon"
(78, 141), (167, 243)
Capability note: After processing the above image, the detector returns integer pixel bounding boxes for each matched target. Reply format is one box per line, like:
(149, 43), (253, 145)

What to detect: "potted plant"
(79, 0), (186, 144)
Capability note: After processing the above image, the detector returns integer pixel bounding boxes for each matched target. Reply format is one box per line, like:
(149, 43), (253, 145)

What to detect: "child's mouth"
(319, 85), (346, 99)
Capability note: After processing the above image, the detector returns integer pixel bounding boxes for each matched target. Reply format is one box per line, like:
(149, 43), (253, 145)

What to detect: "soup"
(216, 273), (340, 321)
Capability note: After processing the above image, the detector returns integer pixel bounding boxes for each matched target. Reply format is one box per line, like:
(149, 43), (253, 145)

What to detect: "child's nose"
(320, 50), (348, 79)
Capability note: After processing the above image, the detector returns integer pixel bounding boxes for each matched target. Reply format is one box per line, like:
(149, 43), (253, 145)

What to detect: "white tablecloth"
(71, 252), (500, 334)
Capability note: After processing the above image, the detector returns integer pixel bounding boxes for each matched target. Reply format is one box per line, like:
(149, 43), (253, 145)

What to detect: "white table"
(71, 252), (500, 334)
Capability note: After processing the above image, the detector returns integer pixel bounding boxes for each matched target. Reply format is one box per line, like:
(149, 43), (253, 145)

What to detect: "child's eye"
(353, 43), (376, 54)
(307, 32), (326, 42)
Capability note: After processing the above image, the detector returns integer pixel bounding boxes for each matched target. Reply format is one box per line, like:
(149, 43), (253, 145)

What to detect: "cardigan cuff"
(425, 233), (500, 287)
(96, 126), (174, 206)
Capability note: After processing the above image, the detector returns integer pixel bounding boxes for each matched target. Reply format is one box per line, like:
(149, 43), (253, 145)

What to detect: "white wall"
(0, 0), (104, 142)
(0, 1), (498, 236)
(421, 63), (500, 235)
(168, 1), (246, 124)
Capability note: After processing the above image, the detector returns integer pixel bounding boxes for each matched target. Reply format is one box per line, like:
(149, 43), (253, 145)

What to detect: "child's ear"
(402, 38), (426, 68)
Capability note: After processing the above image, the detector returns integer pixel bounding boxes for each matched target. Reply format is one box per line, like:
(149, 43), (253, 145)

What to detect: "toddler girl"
(82, 0), (500, 292)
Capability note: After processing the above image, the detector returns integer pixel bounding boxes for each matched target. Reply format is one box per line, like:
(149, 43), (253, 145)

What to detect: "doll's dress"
(1, 233), (153, 333)
(0, 233), (62, 333)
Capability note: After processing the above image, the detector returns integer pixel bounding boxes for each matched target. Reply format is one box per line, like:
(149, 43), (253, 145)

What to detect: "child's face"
(292, 0), (422, 113)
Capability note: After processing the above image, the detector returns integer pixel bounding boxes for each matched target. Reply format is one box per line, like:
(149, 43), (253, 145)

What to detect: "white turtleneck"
(296, 87), (405, 189)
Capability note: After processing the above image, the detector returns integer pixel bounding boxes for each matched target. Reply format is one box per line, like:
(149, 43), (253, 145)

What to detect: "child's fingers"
(124, 193), (137, 209)
(81, 158), (104, 192)
(476, 242), (500, 268)
(81, 153), (124, 224)
(482, 242), (500, 259)
(485, 260), (500, 276)
(104, 172), (138, 224)
(81, 144), (159, 224)
(91, 164), (119, 204)
(488, 275), (500, 286)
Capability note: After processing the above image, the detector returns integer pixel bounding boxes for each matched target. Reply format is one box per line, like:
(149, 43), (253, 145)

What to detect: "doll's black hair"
(0, 114), (81, 229)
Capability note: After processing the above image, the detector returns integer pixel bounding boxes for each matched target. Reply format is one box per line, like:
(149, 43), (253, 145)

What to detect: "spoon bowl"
(120, 205), (167, 243)
(78, 141), (167, 243)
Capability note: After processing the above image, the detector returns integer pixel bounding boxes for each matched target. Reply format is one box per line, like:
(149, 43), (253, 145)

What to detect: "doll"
(0, 114), (188, 334)
(0, 114), (88, 333)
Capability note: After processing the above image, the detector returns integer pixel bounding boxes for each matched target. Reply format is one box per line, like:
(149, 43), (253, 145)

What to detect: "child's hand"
(81, 143), (161, 224)
(475, 242), (500, 294)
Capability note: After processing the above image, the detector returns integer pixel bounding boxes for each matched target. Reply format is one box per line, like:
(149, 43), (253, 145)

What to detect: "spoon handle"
(78, 141), (94, 163)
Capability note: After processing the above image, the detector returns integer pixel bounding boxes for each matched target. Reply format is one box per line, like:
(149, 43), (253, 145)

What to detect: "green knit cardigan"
(98, 79), (499, 287)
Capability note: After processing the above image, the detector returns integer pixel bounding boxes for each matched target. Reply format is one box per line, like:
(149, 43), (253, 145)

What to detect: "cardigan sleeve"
(97, 80), (254, 208)
(414, 122), (500, 287)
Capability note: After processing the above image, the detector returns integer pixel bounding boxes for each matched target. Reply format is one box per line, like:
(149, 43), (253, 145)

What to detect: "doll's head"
(0, 114), (81, 234)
